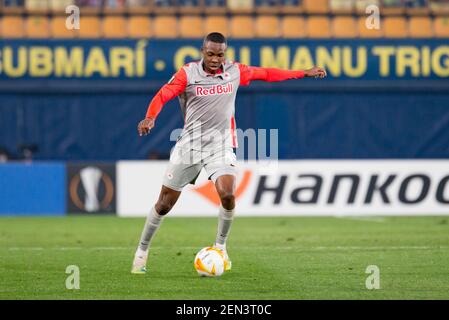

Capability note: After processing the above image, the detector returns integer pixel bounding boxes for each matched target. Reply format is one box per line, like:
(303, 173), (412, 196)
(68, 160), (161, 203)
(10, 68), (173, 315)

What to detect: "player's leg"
(213, 174), (236, 271)
(204, 146), (238, 271)
(132, 146), (202, 274)
(215, 174), (236, 237)
(132, 185), (181, 274)
(137, 185), (181, 253)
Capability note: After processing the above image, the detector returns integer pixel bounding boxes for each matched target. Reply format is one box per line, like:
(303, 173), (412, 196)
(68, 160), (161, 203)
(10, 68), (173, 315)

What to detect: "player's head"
(201, 32), (227, 73)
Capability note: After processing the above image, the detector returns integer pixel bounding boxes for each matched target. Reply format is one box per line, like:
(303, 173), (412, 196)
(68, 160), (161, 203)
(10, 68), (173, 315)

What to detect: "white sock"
(137, 206), (164, 254)
(215, 205), (235, 248)
(214, 242), (226, 251)
(135, 247), (147, 258)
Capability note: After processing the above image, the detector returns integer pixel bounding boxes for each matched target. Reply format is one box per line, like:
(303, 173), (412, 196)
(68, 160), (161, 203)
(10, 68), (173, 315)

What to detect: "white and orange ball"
(194, 247), (225, 277)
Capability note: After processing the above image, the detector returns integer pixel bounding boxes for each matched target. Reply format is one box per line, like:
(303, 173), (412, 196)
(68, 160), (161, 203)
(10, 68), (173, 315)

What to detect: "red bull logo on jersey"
(195, 83), (234, 97)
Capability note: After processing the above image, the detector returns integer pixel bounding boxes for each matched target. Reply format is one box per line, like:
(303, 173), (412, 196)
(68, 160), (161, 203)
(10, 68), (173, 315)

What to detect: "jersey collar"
(199, 59), (226, 79)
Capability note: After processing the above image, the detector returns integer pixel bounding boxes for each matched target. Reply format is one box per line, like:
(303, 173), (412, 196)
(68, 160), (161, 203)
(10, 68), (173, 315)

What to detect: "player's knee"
(156, 187), (180, 215)
(155, 201), (173, 215)
(219, 192), (235, 210)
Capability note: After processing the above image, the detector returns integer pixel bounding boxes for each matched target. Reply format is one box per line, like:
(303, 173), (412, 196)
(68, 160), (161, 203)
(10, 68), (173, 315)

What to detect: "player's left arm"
(238, 64), (327, 85)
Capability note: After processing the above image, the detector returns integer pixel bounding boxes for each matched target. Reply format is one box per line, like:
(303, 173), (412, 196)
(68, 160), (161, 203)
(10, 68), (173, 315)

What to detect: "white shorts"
(162, 146), (237, 192)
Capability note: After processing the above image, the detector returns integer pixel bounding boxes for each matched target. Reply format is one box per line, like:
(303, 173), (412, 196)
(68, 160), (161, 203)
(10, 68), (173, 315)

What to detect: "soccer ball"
(194, 247), (225, 277)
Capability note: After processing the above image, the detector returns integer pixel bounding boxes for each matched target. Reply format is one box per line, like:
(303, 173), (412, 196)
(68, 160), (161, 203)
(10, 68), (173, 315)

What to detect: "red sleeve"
(145, 68), (187, 119)
(238, 63), (305, 86)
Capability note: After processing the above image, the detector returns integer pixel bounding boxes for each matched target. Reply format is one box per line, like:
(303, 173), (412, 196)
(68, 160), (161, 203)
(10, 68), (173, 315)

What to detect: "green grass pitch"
(0, 215), (448, 299)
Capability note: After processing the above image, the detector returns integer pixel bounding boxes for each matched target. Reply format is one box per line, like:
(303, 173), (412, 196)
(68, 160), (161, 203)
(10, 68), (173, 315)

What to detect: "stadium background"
(0, 0), (449, 216)
(1, 0), (449, 301)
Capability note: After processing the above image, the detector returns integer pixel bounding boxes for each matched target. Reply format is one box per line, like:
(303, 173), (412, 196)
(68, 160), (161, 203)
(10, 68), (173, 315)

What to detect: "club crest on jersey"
(195, 83), (233, 97)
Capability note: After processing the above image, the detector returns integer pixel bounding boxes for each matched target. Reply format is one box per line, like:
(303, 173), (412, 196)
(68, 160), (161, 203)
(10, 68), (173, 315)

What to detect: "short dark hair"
(203, 32), (227, 47)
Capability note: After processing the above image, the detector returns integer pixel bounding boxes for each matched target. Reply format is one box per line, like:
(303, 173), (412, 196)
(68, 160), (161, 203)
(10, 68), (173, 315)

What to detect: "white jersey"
(176, 59), (240, 152)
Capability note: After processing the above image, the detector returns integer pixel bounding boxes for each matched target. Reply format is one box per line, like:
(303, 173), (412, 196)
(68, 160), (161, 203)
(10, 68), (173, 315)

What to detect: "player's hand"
(304, 67), (327, 79)
(138, 117), (155, 136)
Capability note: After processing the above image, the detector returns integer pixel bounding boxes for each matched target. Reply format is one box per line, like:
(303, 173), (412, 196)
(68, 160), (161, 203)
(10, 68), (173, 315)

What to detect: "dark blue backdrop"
(1, 83), (449, 160)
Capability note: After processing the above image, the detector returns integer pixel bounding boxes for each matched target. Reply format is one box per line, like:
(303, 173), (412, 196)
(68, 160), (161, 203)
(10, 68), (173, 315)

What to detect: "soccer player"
(132, 32), (327, 274)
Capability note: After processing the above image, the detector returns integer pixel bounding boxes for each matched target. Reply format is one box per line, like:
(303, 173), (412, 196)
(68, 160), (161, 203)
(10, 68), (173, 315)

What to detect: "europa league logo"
(69, 166), (114, 212)
(80, 167), (102, 211)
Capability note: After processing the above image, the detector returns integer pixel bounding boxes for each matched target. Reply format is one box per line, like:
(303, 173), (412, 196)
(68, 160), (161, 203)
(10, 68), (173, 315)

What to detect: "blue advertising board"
(0, 163), (65, 215)
(0, 39), (449, 161)
(0, 39), (448, 82)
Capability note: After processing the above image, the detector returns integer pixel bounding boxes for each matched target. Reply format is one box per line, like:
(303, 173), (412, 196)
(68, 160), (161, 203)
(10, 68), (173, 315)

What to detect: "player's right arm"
(138, 68), (187, 136)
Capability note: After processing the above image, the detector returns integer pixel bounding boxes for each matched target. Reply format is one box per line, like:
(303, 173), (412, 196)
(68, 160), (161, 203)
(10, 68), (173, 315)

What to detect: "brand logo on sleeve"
(195, 83), (233, 97)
